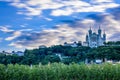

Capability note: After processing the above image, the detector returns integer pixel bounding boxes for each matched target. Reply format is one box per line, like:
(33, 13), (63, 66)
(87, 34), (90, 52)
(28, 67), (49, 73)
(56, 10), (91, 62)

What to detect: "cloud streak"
(8, 6), (120, 49)
(5, 31), (22, 41)
(0, 0), (120, 50)
(0, 26), (14, 33)
(8, 24), (86, 49)
(5, 0), (119, 17)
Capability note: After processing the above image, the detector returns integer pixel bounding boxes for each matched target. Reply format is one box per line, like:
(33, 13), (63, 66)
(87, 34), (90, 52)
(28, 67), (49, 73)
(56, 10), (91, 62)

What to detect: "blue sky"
(0, 0), (120, 52)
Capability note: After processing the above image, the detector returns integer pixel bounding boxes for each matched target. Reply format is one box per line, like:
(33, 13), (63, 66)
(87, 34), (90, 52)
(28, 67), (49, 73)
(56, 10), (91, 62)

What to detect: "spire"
(89, 24), (93, 30)
(98, 25), (102, 30)
(103, 29), (106, 42)
(89, 25), (92, 31)
(86, 34), (88, 42)
(89, 26), (92, 36)
(86, 34), (88, 38)
(98, 25), (101, 36)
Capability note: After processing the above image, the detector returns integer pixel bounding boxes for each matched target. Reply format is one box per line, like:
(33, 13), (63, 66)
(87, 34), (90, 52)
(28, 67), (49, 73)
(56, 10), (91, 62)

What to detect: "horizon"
(0, 0), (120, 52)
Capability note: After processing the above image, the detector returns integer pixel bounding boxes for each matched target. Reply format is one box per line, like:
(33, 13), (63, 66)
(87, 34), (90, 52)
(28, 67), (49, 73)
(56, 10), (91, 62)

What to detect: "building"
(1, 51), (12, 55)
(85, 26), (106, 48)
(82, 42), (88, 46)
(12, 51), (24, 56)
(64, 41), (82, 47)
(64, 42), (78, 47)
(39, 45), (46, 48)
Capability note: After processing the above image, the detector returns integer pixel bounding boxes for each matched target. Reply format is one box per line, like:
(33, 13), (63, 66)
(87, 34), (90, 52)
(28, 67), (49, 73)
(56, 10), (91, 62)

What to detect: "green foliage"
(42, 55), (60, 64)
(1, 63), (120, 80)
(87, 46), (120, 61)
(0, 43), (120, 65)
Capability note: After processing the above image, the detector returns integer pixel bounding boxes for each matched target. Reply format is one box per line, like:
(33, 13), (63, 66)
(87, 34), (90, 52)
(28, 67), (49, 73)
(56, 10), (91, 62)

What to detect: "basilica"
(85, 26), (106, 48)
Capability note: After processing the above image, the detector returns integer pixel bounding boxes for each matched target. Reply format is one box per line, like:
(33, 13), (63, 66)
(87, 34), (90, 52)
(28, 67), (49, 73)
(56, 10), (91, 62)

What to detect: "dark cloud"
(86, 14), (106, 22)
(16, 32), (48, 41)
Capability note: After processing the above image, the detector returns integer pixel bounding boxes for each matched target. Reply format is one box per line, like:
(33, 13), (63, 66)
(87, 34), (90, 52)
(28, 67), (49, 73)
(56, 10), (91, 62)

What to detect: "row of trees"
(1, 63), (120, 80)
(87, 46), (120, 61)
(0, 42), (120, 65)
(104, 41), (120, 46)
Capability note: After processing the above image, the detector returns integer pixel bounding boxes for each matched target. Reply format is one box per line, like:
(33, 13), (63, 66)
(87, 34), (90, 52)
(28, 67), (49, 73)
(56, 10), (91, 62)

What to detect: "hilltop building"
(84, 26), (106, 48)
(12, 51), (24, 56)
(1, 51), (12, 55)
(64, 41), (82, 47)
(39, 45), (47, 48)
(63, 26), (106, 48)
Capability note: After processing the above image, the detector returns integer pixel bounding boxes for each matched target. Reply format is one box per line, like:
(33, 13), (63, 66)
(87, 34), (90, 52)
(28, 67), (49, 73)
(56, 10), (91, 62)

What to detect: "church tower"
(88, 26), (92, 36)
(86, 34), (88, 43)
(98, 26), (101, 37)
(103, 30), (106, 42)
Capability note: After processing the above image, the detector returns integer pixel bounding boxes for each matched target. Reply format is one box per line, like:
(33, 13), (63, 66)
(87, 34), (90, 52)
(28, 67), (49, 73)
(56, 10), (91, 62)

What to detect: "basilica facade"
(85, 27), (106, 48)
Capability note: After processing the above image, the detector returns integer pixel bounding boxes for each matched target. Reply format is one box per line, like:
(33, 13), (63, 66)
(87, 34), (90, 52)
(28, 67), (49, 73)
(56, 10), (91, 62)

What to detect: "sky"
(0, 0), (120, 52)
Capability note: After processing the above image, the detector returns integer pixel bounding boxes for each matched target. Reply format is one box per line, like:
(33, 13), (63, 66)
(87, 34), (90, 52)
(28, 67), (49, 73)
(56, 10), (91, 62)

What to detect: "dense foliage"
(0, 45), (91, 65)
(0, 41), (120, 65)
(0, 63), (120, 80)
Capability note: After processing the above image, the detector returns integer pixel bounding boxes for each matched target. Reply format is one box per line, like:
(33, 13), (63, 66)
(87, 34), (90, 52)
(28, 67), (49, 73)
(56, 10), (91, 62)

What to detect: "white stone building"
(85, 26), (106, 48)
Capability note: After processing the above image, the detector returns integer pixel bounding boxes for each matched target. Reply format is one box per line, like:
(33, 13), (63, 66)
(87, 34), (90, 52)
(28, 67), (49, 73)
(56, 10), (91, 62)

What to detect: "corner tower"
(103, 30), (106, 42)
(88, 26), (92, 36)
(98, 26), (101, 37)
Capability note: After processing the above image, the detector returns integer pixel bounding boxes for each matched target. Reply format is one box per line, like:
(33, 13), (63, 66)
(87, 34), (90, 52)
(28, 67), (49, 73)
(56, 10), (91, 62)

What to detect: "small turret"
(86, 34), (88, 42)
(103, 30), (106, 42)
(88, 26), (92, 36)
(98, 26), (101, 37)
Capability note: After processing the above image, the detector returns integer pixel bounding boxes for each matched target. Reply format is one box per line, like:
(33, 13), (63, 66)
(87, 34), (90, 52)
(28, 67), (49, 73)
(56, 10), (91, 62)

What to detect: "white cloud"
(0, 26), (14, 33)
(44, 18), (53, 21)
(26, 0), (52, 6)
(3, 27), (32, 41)
(75, 14), (120, 41)
(26, 0), (64, 9)
(1, 0), (119, 49)
(81, 19), (95, 24)
(90, 0), (113, 4)
(5, 31), (22, 41)
(8, 14), (120, 49)
(20, 29), (33, 31)
(20, 23), (29, 28)
(51, 2), (119, 16)
(11, 3), (27, 8)
(9, 42), (24, 48)
(17, 11), (23, 15)
(9, 24), (86, 49)
(6, 0), (119, 16)
(25, 6), (42, 16)
(20, 25), (26, 28)
(102, 15), (120, 41)
(51, 7), (74, 16)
